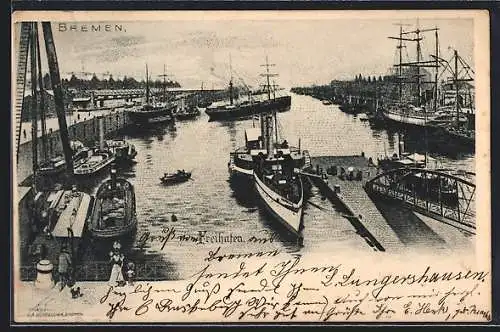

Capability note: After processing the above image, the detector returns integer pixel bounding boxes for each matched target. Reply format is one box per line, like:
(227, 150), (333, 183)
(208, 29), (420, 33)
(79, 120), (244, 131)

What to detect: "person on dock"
(126, 262), (136, 286)
(58, 246), (72, 291)
(108, 241), (125, 287)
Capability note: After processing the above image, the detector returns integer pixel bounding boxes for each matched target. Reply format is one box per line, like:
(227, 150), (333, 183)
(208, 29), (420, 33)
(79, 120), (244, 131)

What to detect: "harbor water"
(74, 93), (474, 280)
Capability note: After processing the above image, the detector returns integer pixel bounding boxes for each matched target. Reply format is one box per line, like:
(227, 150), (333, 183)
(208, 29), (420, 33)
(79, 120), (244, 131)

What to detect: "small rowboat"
(160, 170), (192, 185)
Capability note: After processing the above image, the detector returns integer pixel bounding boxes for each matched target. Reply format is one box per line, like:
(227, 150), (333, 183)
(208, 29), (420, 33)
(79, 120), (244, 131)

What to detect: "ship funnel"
(98, 116), (105, 150)
(110, 165), (117, 189)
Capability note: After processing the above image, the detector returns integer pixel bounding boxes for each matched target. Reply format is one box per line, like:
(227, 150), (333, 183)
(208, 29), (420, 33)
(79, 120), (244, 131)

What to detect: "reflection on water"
(78, 93), (474, 279)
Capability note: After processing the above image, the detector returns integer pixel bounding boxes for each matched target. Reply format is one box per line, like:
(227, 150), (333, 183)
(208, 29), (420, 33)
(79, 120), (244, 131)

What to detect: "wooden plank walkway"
(309, 155), (402, 252)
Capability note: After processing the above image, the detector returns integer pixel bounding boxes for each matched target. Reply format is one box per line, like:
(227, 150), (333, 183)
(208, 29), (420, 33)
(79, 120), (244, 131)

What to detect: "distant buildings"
(21, 89), (73, 121)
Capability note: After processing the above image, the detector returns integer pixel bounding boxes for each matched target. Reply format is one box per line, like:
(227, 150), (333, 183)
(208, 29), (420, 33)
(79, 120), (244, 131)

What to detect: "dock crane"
(15, 22), (75, 189)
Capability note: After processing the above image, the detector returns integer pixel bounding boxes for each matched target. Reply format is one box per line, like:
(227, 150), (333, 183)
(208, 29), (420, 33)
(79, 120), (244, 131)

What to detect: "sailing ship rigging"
(382, 24), (441, 127)
(205, 57), (292, 121)
(126, 64), (176, 125)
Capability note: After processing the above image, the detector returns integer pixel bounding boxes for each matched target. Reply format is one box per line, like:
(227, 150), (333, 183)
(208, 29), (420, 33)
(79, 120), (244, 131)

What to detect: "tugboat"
(105, 140), (137, 163)
(160, 169), (192, 185)
(73, 118), (115, 176)
(88, 168), (137, 239)
(175, 98), (201, 120)
(253, 112), (305, 236)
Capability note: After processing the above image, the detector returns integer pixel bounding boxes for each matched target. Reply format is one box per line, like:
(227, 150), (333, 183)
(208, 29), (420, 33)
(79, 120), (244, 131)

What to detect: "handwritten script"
(98, 248), (490, 322)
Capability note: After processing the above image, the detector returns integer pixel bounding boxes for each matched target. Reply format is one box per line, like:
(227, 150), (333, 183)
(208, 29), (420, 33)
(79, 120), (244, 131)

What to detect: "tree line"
(42, 73), (181, 91)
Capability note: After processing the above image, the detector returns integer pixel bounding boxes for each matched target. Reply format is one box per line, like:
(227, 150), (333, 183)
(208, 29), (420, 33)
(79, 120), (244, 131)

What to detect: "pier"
(307, 155), (401, 252)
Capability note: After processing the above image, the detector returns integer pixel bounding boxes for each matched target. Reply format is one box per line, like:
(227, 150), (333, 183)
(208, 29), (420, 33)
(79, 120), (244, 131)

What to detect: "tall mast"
(399, 26), (403, 103)
(389, 23), (411, 103)
(42, 22), (74, 184)
(416, 28), (421, 106)
(454, 49), (459, 130)
(229, 54), (234, 105)
(260, 56), (277, 100)
(434, 27), (439, 113)
(35, 24), (48, 161)
(29, 23), (38, 186)
(157, 64), (170, 102)
(145, 64), (150, 104)
(163, 64), (166, 101)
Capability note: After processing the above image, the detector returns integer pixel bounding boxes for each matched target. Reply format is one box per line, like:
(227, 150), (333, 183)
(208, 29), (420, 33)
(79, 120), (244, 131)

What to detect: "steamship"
(206, 57), (291, 121)
(127, 65), (175, 125)
(252, 112), (305, 236)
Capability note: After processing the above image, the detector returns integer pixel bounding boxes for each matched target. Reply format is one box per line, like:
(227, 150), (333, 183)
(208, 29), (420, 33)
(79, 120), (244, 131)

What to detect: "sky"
(18, 15), (475, 90)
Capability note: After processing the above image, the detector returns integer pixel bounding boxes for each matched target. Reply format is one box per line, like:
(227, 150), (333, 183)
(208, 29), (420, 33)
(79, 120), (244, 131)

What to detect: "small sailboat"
(88, 168), (137, 239)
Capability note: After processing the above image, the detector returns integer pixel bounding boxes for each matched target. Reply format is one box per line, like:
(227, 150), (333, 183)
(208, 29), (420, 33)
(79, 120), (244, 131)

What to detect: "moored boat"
(175, 98), (201, 120)
(33, 187), (94, 239)
(206, 57), (291, 121)
(105, 140), (137, 163)
(127, 103), (176, 125)
(73, 148), (115, 176)
(88, 169), (137, 239)
(252, 112), (305, 236)
(126, 64), (176, 126)
(37, 156), (66, 176)
(229, 126), (308, 179)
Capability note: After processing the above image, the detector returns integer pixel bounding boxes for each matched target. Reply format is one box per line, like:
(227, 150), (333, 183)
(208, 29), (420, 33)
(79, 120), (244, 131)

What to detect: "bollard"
(35, 260), (54, 289)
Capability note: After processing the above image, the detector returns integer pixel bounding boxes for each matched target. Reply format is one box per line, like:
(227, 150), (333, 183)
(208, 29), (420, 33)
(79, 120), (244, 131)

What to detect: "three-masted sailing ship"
(381, 24), (441, 127)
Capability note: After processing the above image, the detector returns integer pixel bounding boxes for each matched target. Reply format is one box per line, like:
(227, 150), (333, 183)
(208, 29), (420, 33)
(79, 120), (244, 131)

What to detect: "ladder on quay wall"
(14, 22), (32, 160)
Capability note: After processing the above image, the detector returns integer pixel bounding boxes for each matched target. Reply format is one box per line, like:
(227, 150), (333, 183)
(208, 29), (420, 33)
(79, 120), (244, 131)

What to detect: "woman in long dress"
(108, 241), (125, 287)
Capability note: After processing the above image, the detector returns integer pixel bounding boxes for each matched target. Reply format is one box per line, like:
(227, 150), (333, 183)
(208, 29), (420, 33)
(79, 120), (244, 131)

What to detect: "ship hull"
(88, 178), (137, 239)
(228, 163), (254, 178)
(444, 128), (475, 146)
(254, 172), (303, 236)
(206, 96), (291, 121)
(127, 107), (175, 125)
(74, 156), (115, 176)
(382, 109), (436, 127)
